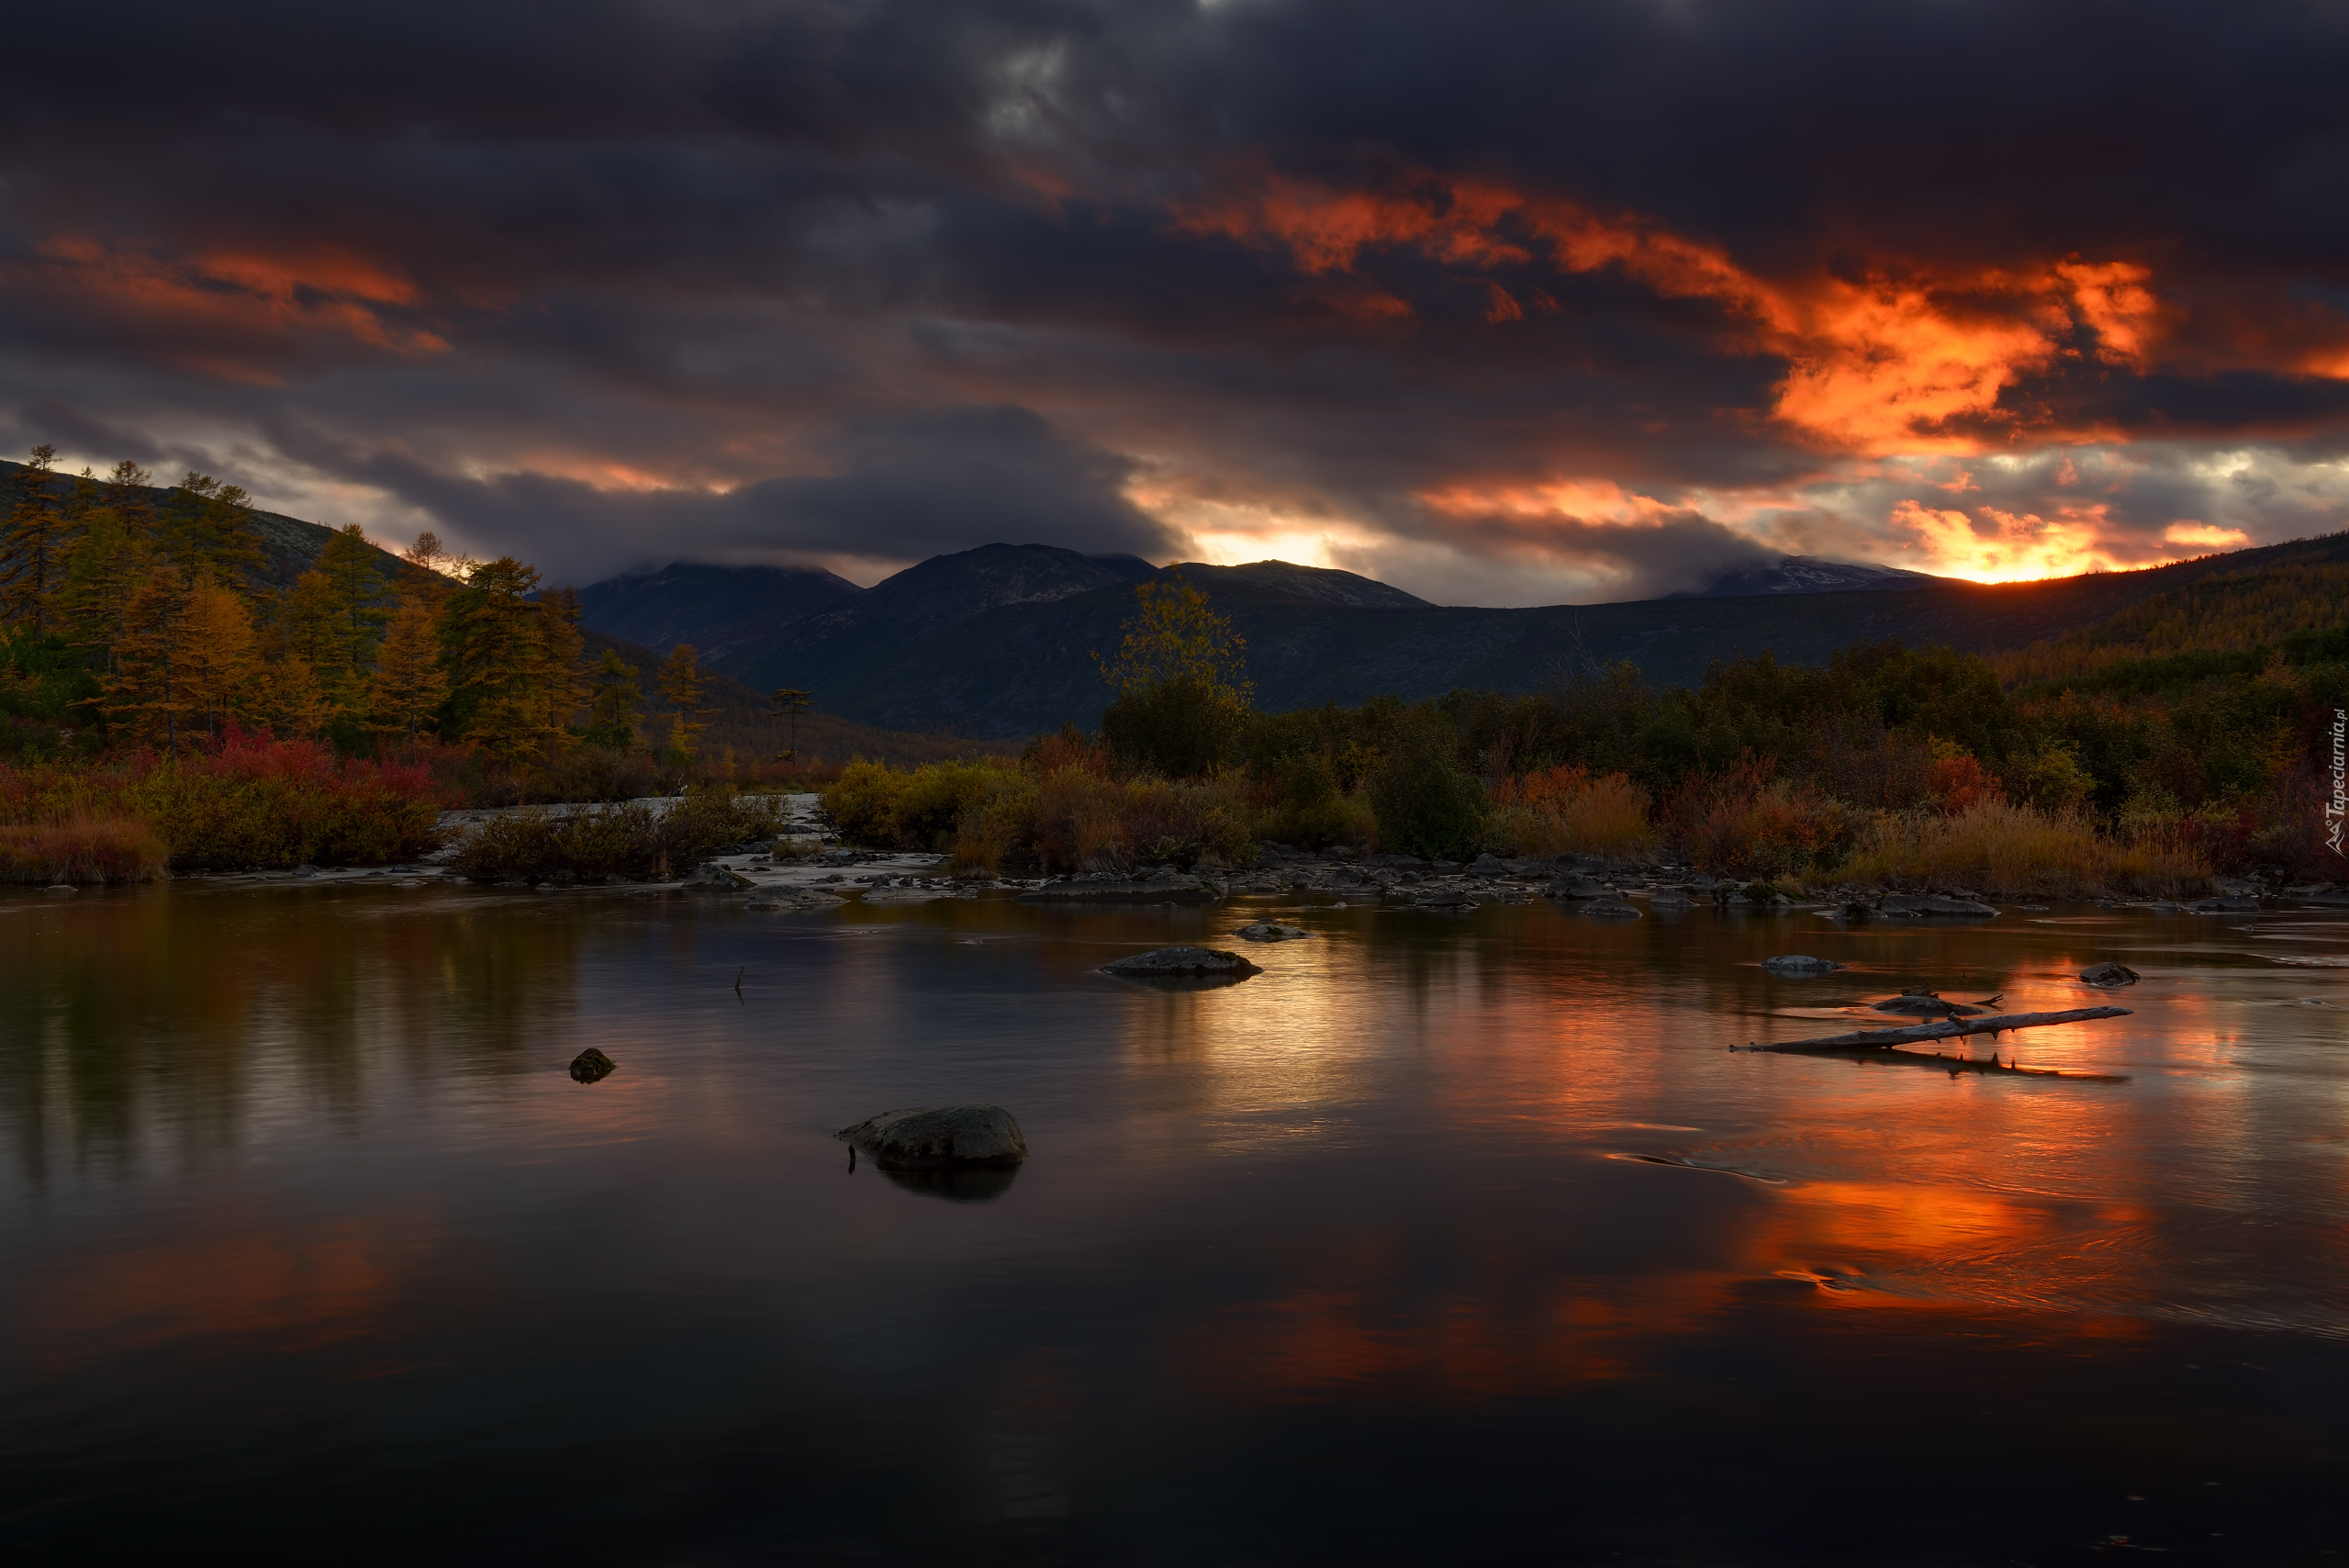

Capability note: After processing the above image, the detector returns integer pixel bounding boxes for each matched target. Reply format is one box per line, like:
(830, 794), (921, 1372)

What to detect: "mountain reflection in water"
(3, 883), (2345, 1564)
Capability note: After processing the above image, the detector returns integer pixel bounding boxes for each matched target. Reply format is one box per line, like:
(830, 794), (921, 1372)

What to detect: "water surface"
(5, 884), (2347, 1563)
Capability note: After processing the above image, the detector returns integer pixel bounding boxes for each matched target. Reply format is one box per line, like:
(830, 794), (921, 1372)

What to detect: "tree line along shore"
(4, 448), (2344, 894)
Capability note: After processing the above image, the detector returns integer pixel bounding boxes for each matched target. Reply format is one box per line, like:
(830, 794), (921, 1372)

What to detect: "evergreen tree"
(440, 556), (576, 764)
(584, 649), (642, 750)
(367, 594), (449, 742)
(0, 445), (64, 632)
(317, 524), (392, 674)
(162, 472), (261, 579)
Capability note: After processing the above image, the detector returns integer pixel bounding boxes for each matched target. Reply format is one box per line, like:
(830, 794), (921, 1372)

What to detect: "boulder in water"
(1762, 955), (1845, 975)
(837, 1104), (1028, 1169)
(569, 1047), (617, 1083)
(1101, 946), (1262, 978)
(1236, 922), (1311, 942)
(1583, 900), (1642, 919)
(2080, 961), (2140, 988)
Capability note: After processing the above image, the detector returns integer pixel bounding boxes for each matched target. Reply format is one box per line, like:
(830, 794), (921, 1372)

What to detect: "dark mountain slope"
(0, 458), (422, 590)
(726, 531), (2349, 738)
(573, 561), (861, 658)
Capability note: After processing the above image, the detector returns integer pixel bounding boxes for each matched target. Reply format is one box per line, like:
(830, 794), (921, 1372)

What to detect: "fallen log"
(1736, 1006), (2131, 1053)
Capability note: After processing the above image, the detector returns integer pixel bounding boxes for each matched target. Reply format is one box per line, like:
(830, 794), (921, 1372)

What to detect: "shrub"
(0, 731), (443, 870)
(1663, 755), (1853, 877)
(1102, 678), (1252, 778)
(1367, 722), (1484, 859)
(1837, 799), (2209, 897)
(821, 758), (1020, 851)
(448, 790), (792, 881)
(122, 734), (444, 869)
(1487, 766), (1656, 858)
(1252, 753), (1377, 850)
(0, 819), (169, 883)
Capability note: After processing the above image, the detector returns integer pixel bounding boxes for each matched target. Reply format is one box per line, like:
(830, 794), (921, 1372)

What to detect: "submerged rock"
(1583, 900), (1642, 919)
(1413, 888), (1477, 911)
(1101, 946), (1262, 978)
(1762, 955), (1846, 975)
(2080, 961), (2140, 988)
(1235, 922), (1312, 942)
(1022, 878), (1217, 904)
(745, 890), (845, 912)
(1870, 991), (1981, 1017)
(837, 1104), (1028, 1169)
(2187, 895), (2260, 913)
(1878, 892), (1998, 918)
(569, 1047), (617, 1083)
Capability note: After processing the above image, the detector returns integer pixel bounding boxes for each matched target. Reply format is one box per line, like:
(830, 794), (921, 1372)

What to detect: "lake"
(4, 882), (2346, 1563)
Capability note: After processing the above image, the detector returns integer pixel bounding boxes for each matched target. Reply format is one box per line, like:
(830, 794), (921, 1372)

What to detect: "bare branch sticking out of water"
(1733, 1008), (2134, 1082)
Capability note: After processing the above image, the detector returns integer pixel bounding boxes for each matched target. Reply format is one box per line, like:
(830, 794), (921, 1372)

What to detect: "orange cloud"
(21, 237), (448, 380)
(1890, 497), (2146, 581)
(1172, 171), (2164, 457)
(2164, 521), (2251, 548)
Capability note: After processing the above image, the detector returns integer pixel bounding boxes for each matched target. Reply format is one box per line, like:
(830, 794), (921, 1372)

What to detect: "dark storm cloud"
(273, 404), (1174, 585)
(3, 0), (2348, 594)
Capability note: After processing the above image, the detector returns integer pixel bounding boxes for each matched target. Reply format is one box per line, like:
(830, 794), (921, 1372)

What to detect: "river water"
(4, 882), (2346, 1563)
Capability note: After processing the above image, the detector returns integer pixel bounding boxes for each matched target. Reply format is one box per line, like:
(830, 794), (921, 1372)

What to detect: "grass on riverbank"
(1835, 799), (2209, 897)
(0, 819), (169, 883)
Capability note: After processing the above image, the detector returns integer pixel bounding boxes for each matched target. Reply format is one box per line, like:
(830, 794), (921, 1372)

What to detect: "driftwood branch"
(1733, 1008), (2134, 1082)
(1737, 1006), (2131, 1053)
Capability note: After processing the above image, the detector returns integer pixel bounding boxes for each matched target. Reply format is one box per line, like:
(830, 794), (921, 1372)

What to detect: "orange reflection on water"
(28, 1213), (435, 1367)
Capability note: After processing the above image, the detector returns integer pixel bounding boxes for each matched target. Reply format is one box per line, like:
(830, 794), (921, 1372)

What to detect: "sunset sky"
(7, 0), (2349, 603)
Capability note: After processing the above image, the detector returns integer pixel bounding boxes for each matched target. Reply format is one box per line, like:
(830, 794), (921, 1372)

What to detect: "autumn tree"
(584, 648), (642, 750)
(0, 445), (65, 632)
(367, 594), (449, 743)
(176, 577), (261, 743)
(1094, 574), (1255, 777)
(656, 642), (714, 763)
(104, 566), (197, 755)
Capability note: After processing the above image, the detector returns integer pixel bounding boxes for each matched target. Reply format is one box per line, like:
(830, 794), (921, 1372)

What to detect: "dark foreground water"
(4, 883), (2347, 1565)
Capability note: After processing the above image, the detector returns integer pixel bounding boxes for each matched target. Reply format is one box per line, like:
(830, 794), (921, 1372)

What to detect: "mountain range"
(564, 535), (2349, 739)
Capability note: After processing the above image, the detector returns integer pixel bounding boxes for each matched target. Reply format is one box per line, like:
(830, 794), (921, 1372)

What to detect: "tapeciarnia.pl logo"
(2330, 707), (2347, 858)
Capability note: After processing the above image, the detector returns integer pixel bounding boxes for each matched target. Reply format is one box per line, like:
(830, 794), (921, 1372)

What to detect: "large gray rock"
(1547, 875), (1611, 900)
(1101, 946), (1262, 978)
(1235, 922), (1312, 942)
(682, 862), (752, 890)
(2080, 961), (2140, 988)
(1763, 955), (1846, 975)
(837, 1104), (1028, 1170)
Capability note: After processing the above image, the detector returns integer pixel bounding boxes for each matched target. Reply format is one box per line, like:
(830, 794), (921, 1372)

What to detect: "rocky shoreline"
(153, 795), (2349, 915)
